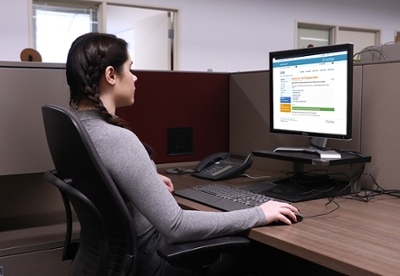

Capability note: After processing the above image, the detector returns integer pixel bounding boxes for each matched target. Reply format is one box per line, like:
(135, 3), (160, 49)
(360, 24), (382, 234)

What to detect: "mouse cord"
(301, 198), (340, 219)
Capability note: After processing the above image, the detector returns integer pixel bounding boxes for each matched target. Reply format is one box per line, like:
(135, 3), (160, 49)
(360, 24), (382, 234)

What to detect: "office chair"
(41, 104), (250, 275)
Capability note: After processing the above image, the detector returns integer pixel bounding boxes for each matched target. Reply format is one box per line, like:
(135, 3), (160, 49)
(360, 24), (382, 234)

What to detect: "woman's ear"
(104, 66), (116, 85)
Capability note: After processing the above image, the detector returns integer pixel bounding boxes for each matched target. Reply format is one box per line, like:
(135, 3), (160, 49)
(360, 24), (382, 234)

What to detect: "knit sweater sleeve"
(79, 112), (266, 243)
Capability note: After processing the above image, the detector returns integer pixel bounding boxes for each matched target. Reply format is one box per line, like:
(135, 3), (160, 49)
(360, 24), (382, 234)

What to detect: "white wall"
(1, 0), (400, 72)
(0, 0), (30, 62)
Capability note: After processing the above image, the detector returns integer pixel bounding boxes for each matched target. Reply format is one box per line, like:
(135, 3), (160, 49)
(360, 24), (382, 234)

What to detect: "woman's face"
(114, 53), (138, 108)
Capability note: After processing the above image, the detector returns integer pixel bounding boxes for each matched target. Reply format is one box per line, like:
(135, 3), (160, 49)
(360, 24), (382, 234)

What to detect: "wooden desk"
(158, 164), (400, 276)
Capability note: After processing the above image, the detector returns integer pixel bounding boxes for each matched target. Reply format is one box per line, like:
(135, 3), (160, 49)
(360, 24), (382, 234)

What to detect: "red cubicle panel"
(117, 70), (229, 164)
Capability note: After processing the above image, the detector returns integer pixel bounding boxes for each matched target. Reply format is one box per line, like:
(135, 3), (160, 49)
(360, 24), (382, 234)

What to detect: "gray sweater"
(75, 110), (266, 244)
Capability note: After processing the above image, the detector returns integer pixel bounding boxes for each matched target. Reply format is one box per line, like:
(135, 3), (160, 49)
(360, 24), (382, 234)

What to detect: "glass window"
(106, 4), (175, 70)
(297, 27), (330, 48)
(32, 1), (99, 63)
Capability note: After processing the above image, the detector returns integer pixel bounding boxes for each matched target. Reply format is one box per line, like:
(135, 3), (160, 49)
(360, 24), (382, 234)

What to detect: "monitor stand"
(242, 174), (351, 202)
(273, 137), (341, 159)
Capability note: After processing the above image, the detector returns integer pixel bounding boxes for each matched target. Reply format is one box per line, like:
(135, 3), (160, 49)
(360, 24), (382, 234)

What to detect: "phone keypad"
(201, 165), (233, 176)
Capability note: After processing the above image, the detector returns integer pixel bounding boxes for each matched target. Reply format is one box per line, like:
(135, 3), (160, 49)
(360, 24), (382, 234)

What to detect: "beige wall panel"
(0, 62), (70, 176)
(329, 65), (362, 152)
(229, 71), (307, 173)
(361, 62), (400, 190)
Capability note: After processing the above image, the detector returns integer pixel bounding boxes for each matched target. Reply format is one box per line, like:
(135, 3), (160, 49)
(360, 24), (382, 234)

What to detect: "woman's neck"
(77, 98), (115, 115)
(77, 98), (98, 111)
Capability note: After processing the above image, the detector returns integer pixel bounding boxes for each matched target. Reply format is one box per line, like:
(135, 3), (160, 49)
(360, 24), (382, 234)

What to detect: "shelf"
(252, 150), (371, 166)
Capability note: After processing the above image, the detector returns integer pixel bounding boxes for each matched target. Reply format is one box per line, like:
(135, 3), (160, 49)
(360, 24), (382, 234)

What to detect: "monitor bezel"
(269, 43), (354, 141)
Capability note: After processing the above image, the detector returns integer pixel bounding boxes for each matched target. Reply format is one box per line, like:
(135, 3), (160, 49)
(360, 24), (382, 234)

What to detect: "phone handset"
(192, 152), (253, 181)
(193, 152), (230, 173)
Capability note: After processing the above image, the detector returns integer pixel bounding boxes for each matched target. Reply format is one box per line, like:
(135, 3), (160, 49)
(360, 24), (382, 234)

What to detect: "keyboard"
(174, 183), (277, 212)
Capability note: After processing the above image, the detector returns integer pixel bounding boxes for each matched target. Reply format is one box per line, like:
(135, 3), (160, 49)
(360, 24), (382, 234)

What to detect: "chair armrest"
(157, 236), (250, 266)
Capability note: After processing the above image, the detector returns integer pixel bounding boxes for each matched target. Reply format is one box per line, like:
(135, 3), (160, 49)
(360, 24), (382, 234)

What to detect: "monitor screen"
(270, 44), (353, 145)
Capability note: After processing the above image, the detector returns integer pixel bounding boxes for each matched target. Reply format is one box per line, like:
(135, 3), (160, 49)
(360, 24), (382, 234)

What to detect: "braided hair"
(66, 32), (128, 128)
(66, 32), (156, 158)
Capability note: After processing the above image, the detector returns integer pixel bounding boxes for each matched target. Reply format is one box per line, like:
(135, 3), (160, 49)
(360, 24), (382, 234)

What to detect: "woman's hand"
(259, 201), (300, 225)
(158, 174), (174, 193)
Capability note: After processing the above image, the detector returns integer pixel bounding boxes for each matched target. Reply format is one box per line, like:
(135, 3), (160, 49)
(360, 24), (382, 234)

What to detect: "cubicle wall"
(0, 63), (230, 177)
(360, 61), (400, 189)
(0, 62), (70, 176)
(0, 62), (72, 274)
(117, 70), (229, 164)
(229, 63), (400, 190)
(229, 70), (294, 173)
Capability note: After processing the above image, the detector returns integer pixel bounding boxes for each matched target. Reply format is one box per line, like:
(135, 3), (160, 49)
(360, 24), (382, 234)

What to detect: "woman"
(66, 32), (300, 275)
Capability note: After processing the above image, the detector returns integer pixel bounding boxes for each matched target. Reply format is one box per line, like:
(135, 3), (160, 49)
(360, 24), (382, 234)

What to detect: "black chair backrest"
(42, 104), (138, 275)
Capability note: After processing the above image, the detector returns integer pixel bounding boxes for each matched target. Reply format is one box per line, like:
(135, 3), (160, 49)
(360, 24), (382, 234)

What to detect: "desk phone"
(191, 152), (253, 181)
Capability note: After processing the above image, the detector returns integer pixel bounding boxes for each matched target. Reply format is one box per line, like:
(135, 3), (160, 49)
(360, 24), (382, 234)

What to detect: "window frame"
(29, 0), (178, 70)
(296, 21), (381, 54)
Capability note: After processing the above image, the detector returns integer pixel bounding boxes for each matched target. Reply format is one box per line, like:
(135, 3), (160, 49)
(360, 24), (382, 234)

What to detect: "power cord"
(241, 173), (271, 179)
(287, 166), (364, 219)
(304, 166), (400, 219)
(342, 172), (400, 202)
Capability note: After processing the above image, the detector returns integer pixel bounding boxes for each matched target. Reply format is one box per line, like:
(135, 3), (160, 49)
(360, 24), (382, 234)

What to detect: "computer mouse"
(270, 213), (303, 226)
(293, 213), (303, 223)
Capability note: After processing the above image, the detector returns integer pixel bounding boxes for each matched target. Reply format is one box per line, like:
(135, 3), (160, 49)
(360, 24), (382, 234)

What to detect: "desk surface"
(158, 164), (400, 276)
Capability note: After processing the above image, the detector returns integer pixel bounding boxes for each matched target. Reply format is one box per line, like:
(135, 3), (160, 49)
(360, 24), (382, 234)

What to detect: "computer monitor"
(269, 43), (354, 159)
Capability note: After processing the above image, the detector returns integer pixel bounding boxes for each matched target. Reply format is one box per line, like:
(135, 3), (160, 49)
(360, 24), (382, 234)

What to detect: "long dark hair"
(66, 32), (128, 128)
(66, 32), (155, 158)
